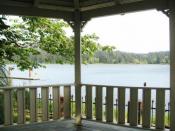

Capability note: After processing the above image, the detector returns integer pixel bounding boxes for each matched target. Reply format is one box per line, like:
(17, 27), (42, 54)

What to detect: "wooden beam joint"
(161, 9), (170, 17)
(67, 20), (89, 32)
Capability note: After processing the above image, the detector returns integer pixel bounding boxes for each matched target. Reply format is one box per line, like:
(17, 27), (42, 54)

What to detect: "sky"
(67, 9), (169, 53)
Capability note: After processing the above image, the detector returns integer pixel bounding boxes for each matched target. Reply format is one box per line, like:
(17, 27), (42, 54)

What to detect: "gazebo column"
(74, 10), (82, 125)
(170, 0), (175, 130)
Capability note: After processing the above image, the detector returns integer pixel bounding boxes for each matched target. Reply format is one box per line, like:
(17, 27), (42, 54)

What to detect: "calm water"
(6, 64), (170, 106)
(8, 64), (169, 87)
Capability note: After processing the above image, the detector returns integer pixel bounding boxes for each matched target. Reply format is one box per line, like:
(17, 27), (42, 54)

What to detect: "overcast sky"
(68, 9), (169, 53)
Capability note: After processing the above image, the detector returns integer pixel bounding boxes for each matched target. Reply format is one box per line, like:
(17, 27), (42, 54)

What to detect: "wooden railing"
(81, 84), (170, 130)
(0, 83), (170, 130)
(0, 84), (74, 126)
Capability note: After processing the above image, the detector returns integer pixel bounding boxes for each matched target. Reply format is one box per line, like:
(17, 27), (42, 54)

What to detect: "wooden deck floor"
(0, 119), (153, 131)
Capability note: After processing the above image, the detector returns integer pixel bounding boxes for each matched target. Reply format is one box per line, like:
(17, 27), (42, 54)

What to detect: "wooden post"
(42, 87), (48, 121)
(156, 89), (165, 129)
(129, 88), (138, 126)
(74, 10), (82, 124)
(30, 88), (37, 122)
(53, 86), (60, 120)
(96, 86), (103, 121)
(64, 86), (71, 119)
(170, 1), (175, 130)
(118, 88), (125, 124)
(86, 86), (92, 119)
(138, 102), (141, 125)
(4, 89), (13, 125)
(106, 87), (113, 122)
(142, 88), (151, 128)
(17, 89), (25, 124)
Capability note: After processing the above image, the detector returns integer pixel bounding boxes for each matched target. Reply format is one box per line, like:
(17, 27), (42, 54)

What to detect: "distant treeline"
(30, 50), (169, 64)
(93, 51), (169, 64)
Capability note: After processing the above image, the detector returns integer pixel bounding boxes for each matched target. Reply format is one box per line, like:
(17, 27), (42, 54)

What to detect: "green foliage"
(0, 16), (41, 70)
(0, 66), (8, 86)
(95, 51), (169, 64)
(81, 34), (99, 64)
(14, 16), (106, 65)
(1, 15), (169, 72)
(22, 17), (74, 62)
(1, 16), (117, 69)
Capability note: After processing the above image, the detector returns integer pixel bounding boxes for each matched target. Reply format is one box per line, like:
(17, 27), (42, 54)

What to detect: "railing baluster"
(64, 86), (71, 119)
(53, 86), (60, 120)
(0, 84), (170, 130)
(106, 87), (113, 122)
(30, 88), (37, 123)
(17, 89), (25, 124)
(118, 88), (125, 124)
(142, 88), (151, 128)
(75, 84), (81, 118)
(96, 86), (103, 121)
(4, 89), (13, 125)
(42, 87), (48, 121)
(86, 86), (92, 119)
(156, 89), (165, 129)
(129, 88), (138, 126)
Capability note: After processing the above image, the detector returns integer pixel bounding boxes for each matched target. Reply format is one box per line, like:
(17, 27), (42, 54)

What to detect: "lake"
(8, 64), (169, 87)
(7, 64), (170, 106)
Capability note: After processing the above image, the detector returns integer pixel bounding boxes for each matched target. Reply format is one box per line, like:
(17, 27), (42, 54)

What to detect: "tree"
(13, 16), (108, 64)
(1, 15), (117, 73)
(0, 16), (41, 71)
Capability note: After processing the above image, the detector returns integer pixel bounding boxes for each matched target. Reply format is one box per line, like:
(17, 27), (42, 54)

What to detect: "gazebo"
(0, 0), (174, 131)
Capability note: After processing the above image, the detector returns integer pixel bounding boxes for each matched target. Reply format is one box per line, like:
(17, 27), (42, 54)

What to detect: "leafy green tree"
(1, 15), (117, 72)
(13, 16), (110, 64)
(0, 16), (41, 70)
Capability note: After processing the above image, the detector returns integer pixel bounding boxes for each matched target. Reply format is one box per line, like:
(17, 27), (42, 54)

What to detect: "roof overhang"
(0, 0), (169, 21)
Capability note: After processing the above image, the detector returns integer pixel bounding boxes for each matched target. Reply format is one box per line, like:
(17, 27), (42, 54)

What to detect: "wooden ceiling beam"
(37, 4), (74, 12)
(80, 0), (114, 7)
(0, 0), (33, 7)
(0, 5), (73, 21)
(0, 0), (74, 12)
(80, 1), (116, 11)
(81, 0), (168, 20)
(40, 0), (73, 7)
(74, 0), (80, 10)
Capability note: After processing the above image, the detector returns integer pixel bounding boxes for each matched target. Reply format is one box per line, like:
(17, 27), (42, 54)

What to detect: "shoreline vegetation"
(30, 50), (169, 65)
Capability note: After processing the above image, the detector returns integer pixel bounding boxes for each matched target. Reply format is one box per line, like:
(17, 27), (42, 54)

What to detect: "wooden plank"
(30, 88), (37, 123)
(0, 76), (39, 80)
(4, 89), (13, 125)
(17, 89), (25, 124)
(106, 87), (113, 122)
(86, 86), (92, 119)
(142, 88), (151, 128)
(170, 1), (175, 130)
(118, 88), (125, 124)
(42, 87), (48, 121)
(0, 5), (73, 21)
(64, 86), (71, 119)
(53, 86), (60, 120)
(75, 84), (81, 121)
(156, 89), (165, 129)
(96, 86), (103, 121)
(74, 11), (82, 124)
(82, 1), (168, 20)
(129, 88), (138, 126)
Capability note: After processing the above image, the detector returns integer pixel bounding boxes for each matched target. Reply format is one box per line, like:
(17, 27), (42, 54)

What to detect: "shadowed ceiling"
(0, 0), (169, 21)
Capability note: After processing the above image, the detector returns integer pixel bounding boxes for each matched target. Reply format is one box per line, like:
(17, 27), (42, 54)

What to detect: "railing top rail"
(82, 84), (170, 90)
(0, 83), (74, 90)
(0, 83), (170, 90)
